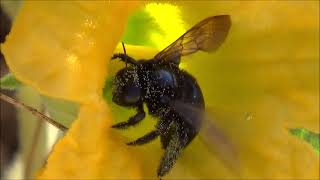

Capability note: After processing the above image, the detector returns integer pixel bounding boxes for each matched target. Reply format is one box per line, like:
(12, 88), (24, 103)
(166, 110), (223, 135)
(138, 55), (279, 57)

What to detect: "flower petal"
(38, 101), (141, 178)
(112, 2), (319, 179)
(2, 1), (138, 103)
(169, 1), (319, 179)
(2, 1), (143, 178)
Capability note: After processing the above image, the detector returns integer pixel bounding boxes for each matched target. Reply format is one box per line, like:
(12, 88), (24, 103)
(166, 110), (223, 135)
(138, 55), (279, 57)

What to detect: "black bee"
(111, 15), (231, 177)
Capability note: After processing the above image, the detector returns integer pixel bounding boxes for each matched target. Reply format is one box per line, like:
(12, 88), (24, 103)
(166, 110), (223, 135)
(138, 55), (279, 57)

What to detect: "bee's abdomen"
(178, 71), (205, 109)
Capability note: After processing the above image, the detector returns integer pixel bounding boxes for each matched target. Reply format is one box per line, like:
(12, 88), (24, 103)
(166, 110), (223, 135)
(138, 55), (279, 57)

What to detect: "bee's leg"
(126, 130), (159, 145)
(126, 115), (173, 146)
(157, 118), (174, 149)
(111, 53), (139, 65)
(160, 131), (171, 149)
(157, 122), (187, 177)
(111, 105), (145, 129)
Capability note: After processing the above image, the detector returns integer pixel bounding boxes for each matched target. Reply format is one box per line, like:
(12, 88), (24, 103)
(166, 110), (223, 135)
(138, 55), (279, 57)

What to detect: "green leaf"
(102, 76), (114, 104)
(0, 73), (22, 90)
(16, 86), (47, 179)
(0, 73), (78, 128)
(41, 96), (79, 128)
(289, 128), (320, 154)
(121, 7), (163, 48)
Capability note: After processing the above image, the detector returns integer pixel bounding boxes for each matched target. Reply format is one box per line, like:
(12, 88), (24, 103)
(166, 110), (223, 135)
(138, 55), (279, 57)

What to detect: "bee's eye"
(112, 67), (141, 106)
(122, 85), (141, 104)
(112, 83), (141, 106)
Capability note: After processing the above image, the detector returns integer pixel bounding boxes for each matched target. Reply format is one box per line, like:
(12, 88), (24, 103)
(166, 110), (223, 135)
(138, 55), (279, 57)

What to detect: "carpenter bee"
(111, 15), (232, 177)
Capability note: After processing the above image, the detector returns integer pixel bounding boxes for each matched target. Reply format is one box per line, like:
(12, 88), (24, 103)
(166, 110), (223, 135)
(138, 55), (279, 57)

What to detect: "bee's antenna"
(121, 42), (127, 68)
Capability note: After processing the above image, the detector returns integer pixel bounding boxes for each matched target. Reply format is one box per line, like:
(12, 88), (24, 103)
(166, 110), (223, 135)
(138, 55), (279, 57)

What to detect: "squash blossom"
(1, 1), (319, 179)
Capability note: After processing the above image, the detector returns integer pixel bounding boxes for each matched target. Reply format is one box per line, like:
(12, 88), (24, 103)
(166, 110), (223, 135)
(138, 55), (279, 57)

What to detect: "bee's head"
(112, 67), (142, 107)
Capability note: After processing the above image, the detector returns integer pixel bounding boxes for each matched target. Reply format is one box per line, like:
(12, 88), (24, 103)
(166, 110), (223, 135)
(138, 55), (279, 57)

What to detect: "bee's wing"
(170, 101), (240, 174)
(154, 15), (231, 65)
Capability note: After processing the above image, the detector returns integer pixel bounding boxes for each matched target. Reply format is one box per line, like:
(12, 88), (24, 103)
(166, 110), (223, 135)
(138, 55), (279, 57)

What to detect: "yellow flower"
(2, 1), (141, 178)
(1, 1), (319, 179)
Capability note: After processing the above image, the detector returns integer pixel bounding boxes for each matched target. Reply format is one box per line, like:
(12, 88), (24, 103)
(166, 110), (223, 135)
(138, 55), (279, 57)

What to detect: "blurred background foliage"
(0, 1), (319, 179)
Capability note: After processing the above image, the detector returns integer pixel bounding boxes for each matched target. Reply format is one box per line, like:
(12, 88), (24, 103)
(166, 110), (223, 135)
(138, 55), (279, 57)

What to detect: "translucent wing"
(154, 15), (231, 64)
(170, 100), (240, 174)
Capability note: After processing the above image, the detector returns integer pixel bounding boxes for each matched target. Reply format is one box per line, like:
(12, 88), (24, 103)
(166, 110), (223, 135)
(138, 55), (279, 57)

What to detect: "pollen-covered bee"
(111, 15), (232, 177)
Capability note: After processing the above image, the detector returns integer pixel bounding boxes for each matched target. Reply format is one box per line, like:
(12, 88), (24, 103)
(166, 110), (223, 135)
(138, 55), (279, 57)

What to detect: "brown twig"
(0, 92), (67, 131)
